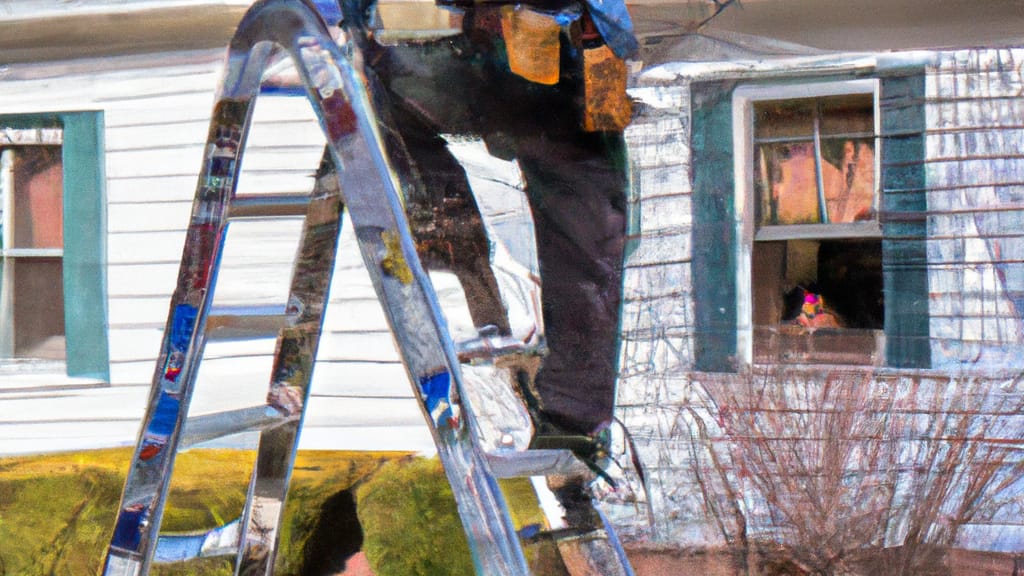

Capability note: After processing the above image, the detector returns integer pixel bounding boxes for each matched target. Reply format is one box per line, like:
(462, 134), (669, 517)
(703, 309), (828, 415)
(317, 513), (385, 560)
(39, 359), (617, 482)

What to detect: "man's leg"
(516, 131), (628, 436)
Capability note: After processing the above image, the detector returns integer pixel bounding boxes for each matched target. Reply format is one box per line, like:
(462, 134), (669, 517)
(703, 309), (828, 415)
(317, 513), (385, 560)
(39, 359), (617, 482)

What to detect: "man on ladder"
(338, 0), (637, 471)
(333, 0), (639, 570)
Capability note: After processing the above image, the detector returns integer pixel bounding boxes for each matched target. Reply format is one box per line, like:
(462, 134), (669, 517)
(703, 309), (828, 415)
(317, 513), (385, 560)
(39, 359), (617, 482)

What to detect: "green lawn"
(0, 448), (404, 575)
(0, 448), (547, 576)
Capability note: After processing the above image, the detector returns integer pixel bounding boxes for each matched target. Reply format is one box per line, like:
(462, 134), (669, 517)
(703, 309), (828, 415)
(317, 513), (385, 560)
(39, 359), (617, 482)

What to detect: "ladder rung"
(206, 304), (289, 340)
(155, 519), (241, 562)
(485, 449), (592, 479)
(455, 334), (545, 363)
(181, 405), (288, 449)
(229, 193), (310, 219)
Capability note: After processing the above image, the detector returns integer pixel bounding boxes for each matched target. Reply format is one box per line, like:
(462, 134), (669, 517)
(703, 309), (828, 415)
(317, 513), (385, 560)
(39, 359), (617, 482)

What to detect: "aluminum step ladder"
(101, 1), (634, 574)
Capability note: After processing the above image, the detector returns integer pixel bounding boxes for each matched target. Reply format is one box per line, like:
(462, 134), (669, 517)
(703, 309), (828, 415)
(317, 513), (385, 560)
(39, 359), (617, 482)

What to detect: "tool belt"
(494, 4), (633, 132)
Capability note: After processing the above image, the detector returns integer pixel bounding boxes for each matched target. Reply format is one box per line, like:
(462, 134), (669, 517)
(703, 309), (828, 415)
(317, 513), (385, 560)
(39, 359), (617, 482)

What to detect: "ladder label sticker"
(184, 225), (218, 290)
(111, 502), (148, 551)
(169, 304), (199, 352)
(419, 371), (460, 429)
(323, 91), (359, 140)
(140, 392), (182, 461)
(162, 304), (197, 392)
(380, 229), (414, 284)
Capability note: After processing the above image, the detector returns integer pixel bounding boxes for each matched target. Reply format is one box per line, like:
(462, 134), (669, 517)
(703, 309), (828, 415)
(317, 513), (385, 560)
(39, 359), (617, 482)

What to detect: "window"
(737, 82), (885, 365)
(0, 115), (108, 379)
(691, 75), (929, 372)
(1, 130), (66, 359)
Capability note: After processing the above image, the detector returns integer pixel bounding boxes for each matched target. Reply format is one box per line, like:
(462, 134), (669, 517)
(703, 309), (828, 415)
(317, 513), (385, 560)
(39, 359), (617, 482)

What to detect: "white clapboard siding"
(291, 425), (435, 453)
(107, 328), (174, 364)
(244, 118), (327, 148)
(107, 264), (182, 297)
(108, 230), (187, 265)
(321, 297), (391, 332)
(0, 421), (144, 456)
(107, 174), (205, 204)
(106, 145), (209, 179)
(302, 396), (425, 428)
(108, 201), (193, 233)
(236, 147), (327, 173)
(105, 119), (212, 151)
(925, 48), (1024, 358)
(309, 361), (412, 398)
(0, 386), (151, 424)
(108, 296), (173, 328)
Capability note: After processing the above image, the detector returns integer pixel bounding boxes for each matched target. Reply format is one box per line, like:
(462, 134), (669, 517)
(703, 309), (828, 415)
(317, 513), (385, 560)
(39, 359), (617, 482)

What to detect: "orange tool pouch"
(499, 5), (561, 85)
(582, 42), (631, 132)
(579, 11), (631, 132)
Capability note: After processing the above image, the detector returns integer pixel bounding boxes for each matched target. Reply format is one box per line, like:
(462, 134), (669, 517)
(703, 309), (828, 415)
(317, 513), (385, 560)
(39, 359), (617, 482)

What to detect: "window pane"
(820, 137), (876, 223)
(753, 238), (883, 329)
(752, 239), (883, 365)
(819, 93), (874, 136)
(12, 256), (65, 359)
(755, 142), (821, 225)
(11, 146), (63, 249)
(817, 239), (883, 330)
(753, 99), (815, 139)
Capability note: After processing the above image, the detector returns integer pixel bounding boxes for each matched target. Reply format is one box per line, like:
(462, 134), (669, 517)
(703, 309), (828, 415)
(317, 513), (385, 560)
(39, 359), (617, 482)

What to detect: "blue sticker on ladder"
(169, 304), (198, 352)
(147, 392), (180, 438)
(419, 372), (450, 414)
(111, 503), (148, 550)
(139, 391), (181, 461)
(419, 372), (459, 429)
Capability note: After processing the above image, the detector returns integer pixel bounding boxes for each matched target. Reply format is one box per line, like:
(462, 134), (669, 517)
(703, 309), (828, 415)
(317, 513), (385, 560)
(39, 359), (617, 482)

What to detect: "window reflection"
(754, 94), (876, 226)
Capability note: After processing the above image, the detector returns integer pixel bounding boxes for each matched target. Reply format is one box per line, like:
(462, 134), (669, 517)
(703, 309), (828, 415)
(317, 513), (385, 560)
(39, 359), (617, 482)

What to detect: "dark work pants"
(361, 18), (628, 434)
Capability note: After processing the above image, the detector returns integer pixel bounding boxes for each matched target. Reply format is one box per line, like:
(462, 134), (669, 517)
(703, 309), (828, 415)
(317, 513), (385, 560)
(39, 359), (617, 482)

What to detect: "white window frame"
(0, 128), (65, 358)
(732, 79), (881, 366)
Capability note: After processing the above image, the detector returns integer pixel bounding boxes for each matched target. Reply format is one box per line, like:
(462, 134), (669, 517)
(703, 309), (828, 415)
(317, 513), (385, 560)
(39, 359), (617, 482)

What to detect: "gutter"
(0, 1), (253, 23)
(0, 2), (253, 64)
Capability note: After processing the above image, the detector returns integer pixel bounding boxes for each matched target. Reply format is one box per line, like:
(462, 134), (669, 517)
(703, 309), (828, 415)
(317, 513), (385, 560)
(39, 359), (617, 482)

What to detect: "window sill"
(0, 359), (106, 391)
(755, 221), (882, 241)
(754, 325), (885, 367)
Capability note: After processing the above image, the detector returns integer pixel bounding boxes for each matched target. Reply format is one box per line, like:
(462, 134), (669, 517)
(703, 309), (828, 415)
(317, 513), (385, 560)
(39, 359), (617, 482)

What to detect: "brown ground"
(623, 545), (1024, 576)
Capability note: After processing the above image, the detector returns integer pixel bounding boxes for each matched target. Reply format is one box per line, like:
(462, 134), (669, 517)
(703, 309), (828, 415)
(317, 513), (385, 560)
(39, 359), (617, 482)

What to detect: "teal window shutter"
(1, 112), (109, 380)
(690, 73), (929, 371)
(691, 80), (738, 372)
(879, 73), (931, 368)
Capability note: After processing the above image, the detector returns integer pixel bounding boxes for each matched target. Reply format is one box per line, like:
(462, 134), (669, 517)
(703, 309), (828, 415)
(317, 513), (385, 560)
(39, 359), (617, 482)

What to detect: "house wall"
(0, 49), (444, 455)
(612, 48), (1024, 553)
(927, 49), (1024, 369)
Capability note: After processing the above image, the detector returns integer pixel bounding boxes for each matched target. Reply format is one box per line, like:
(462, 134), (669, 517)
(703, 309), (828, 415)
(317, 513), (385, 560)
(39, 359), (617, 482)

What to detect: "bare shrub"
(690, 368), (1024, 576)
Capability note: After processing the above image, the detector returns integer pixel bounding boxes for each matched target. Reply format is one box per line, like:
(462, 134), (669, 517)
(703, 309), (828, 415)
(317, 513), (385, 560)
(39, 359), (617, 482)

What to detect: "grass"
(0, 447), (547, 576)
(0, 447), (405, 576)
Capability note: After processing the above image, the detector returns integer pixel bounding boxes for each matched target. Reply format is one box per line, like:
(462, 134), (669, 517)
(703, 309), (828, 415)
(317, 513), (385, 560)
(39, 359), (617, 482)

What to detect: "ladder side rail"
(235, 150), (345, 575)
(102, 94), (268, 576)
(328, 23), (535, 576)
(213, 1), (530, 573)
